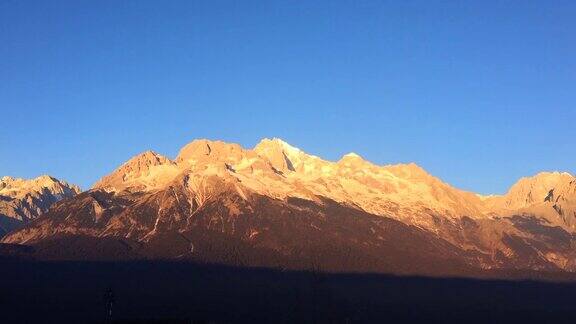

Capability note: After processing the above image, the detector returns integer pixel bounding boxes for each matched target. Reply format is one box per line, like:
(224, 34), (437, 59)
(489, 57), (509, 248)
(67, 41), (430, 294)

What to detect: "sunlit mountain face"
(3, 138), (576, 277)
(0, 176), (80, 237)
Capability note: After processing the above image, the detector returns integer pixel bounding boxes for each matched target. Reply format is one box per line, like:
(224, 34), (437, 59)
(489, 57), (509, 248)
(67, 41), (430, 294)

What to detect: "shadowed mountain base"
(2, 260), (576, 324)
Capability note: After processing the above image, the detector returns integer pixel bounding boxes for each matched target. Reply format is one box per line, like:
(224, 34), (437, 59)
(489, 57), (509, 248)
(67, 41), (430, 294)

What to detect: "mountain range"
(2, 138), (576, 277)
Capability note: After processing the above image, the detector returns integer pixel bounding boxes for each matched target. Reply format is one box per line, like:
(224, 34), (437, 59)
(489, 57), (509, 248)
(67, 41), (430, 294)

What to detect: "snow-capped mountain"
(3, 138), (576, 275)
(94, 138), (487, 227)
(0, 176), (80, 237)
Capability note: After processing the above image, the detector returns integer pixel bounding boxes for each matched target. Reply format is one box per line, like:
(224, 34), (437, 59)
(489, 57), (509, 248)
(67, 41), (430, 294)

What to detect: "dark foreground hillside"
(2, 260), (576, 324)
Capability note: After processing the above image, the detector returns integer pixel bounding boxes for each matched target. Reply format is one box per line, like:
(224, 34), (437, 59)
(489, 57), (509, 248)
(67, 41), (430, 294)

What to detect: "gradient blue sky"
(1, 0), (575, 194)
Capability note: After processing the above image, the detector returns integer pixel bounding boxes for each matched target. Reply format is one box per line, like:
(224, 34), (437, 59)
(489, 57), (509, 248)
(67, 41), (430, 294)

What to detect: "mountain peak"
(0, 175), (80, 229)
(339, 152), (364, 161)
(343, 152), (361, 158)
(127, 150), (171, 165)
(500, 171), (574, 210)
(510, 171), (573, 190)
(35, 174), (57, 182)
(338, 153), (369, 168)
(383, 162), (429, 177)
(254, 138), (301, 173)
(255, 138), (302, 155)
(0, 175), (81, 198)
(176, 139), (246, 164)
(93, 150), (176, 192)
(534, 171), (573, 179)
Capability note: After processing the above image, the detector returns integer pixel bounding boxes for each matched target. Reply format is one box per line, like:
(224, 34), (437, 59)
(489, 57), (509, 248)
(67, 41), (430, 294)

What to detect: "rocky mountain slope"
(0, 176), (80, 237)
(483, 172), (576, 229)
(3, 138), (576, 276)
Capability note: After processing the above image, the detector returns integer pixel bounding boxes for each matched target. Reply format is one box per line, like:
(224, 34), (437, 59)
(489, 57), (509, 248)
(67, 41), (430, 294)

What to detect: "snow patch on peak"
(339, 152), (365, 163)
(343, 152), (361, 158)
(254, 138), (299, 173)
(255, 138), (302, 154)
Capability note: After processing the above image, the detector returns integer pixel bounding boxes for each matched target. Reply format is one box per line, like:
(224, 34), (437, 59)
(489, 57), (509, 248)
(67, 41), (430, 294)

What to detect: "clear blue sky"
(1, 0), (575, 194)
